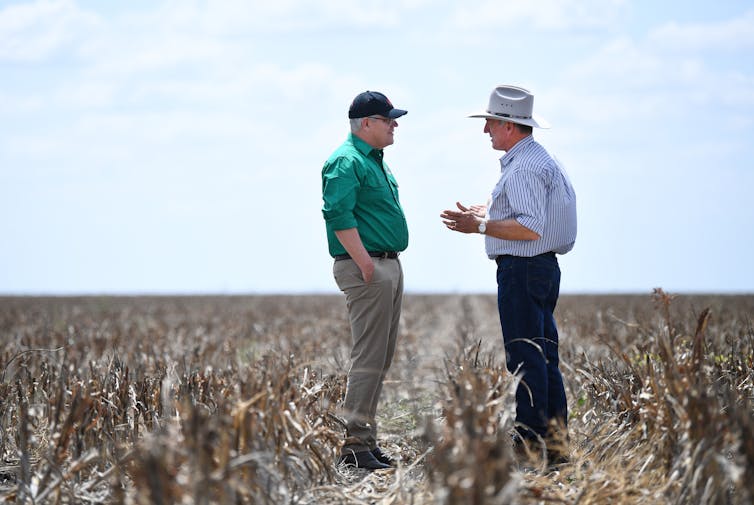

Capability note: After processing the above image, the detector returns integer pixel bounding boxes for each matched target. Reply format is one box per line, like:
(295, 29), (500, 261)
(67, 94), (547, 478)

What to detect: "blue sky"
(1, 0), (753, 294)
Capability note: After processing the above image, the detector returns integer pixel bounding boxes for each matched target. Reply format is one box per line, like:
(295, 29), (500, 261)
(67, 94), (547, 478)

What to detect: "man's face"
(363, 116), (397, 149)
(484, 118), (510, 151)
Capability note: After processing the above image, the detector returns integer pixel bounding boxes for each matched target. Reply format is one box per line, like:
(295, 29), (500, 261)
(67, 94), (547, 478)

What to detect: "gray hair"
(498, 119), (533, 135)
(350, 117), (364, 133)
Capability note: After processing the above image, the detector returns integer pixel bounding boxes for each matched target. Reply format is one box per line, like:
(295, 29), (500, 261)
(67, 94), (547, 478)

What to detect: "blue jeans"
(496, 252), (567, 441)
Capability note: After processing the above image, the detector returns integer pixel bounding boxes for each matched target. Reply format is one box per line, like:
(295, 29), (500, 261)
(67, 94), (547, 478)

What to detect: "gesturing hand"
(468, 204), (487, 218)
(440, 202), (481, 234)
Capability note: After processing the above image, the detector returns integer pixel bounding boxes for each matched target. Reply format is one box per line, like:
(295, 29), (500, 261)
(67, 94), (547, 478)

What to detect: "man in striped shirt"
(441, 85), (577, 467)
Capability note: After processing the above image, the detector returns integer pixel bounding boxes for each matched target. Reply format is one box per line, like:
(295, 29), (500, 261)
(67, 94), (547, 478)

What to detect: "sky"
(1, 0), (753, 295)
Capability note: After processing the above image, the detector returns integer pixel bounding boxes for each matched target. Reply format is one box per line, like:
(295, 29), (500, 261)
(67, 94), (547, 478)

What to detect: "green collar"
(349, 133), (382, 159)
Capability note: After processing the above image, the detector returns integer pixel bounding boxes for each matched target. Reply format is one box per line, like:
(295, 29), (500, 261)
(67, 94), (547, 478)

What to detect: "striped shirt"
(485, 135), (577, 258)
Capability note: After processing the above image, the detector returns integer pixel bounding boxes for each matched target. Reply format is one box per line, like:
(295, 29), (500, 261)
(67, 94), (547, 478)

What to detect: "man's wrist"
(478, 219), (487, 234)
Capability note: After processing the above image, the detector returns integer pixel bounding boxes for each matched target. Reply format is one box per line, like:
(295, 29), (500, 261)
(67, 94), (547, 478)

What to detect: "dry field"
(1, 290), (753, 504)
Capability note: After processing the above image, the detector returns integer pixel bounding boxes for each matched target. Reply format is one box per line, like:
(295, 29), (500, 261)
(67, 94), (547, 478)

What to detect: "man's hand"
(334, 228), (376, 283)
(467, 203), (487, 218)
(440, 201), (482, 234)
(356, 258), (375, 283)
(442, 202), (542, 241)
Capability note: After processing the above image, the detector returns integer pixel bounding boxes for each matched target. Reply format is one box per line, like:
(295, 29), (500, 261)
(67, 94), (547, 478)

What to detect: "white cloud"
(0, 89), (44, 113)
(6, 1), (374, 112)
(76, 20), (238, 77)
(451, 0), (628, 31)
(138, 0), (429, 35)
(648, 9), (754, 51)
(550, 7), (754, 129)
(55, 80), (115, 108)
(0, 0), (99, 61)
(565, 38), (666, 88)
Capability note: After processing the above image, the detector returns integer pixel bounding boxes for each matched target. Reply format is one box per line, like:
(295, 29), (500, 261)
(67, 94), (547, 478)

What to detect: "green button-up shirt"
(321, 133), (409, 257)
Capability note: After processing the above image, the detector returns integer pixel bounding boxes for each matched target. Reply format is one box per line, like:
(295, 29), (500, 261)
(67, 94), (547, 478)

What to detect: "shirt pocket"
(360, 182), (393, 205)
(361, 168), (397, 202)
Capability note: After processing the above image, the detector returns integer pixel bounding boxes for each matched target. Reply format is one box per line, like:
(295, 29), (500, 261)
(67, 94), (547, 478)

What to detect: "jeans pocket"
(526, 263), (554, 302)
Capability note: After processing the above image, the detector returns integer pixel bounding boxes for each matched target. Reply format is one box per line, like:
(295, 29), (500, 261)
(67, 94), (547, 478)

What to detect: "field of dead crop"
(1, 290), (753, 504)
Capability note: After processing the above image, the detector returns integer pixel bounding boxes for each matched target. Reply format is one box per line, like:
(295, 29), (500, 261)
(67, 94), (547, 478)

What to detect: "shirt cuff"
(327, 214), (358, 231)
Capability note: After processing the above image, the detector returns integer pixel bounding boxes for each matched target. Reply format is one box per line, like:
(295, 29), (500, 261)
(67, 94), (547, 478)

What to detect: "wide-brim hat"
(469, 85), (550, 129)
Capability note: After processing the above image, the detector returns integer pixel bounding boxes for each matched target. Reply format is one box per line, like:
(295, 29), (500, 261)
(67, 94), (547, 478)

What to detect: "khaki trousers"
(333, 257), (403, 454)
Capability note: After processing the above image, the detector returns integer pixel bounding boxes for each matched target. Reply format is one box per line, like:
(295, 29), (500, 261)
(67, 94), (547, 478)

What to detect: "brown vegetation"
(1, 291), (753, 504)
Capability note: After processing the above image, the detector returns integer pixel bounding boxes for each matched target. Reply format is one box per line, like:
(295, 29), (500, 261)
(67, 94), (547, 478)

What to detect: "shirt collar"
(349, 132), (382, 159)
(500, 134), (534, 168)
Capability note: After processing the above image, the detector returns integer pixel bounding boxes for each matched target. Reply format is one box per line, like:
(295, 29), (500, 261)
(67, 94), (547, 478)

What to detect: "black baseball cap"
(348, 91), (407, 119)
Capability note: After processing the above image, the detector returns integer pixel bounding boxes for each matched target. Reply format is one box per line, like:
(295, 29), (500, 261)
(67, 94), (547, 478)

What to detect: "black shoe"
(338, 450), (391, 470)
(512, 436), (546, 472)
(546, 448), (570, 469)
(371, 447), (395, 467)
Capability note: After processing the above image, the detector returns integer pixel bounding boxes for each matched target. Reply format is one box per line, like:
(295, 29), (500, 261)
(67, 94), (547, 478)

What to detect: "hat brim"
(387, 108), (408, 119)
(468, 111), (550, 129)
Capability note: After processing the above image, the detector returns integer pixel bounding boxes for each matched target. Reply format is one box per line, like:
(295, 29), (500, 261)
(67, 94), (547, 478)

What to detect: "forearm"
(441, 203), (540, 241)
(334, 228), (375, 282)
(485, 218), (540, 241)
(334, 228), (369, 260)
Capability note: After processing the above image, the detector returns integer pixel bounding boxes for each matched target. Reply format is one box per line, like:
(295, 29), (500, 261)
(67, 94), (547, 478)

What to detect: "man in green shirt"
(321, 91), (408, 470)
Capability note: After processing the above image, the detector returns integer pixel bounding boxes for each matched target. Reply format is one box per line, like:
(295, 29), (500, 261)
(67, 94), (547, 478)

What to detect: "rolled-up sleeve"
(506, 169), (546, 236)
(322, 157), (359, 231)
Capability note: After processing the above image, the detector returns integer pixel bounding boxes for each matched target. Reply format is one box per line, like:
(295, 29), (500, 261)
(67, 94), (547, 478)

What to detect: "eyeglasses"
(367, 116), (396, 125)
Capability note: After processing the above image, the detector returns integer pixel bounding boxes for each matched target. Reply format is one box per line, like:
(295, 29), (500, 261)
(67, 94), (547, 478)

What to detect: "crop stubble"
(1, 291), (753, 504)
